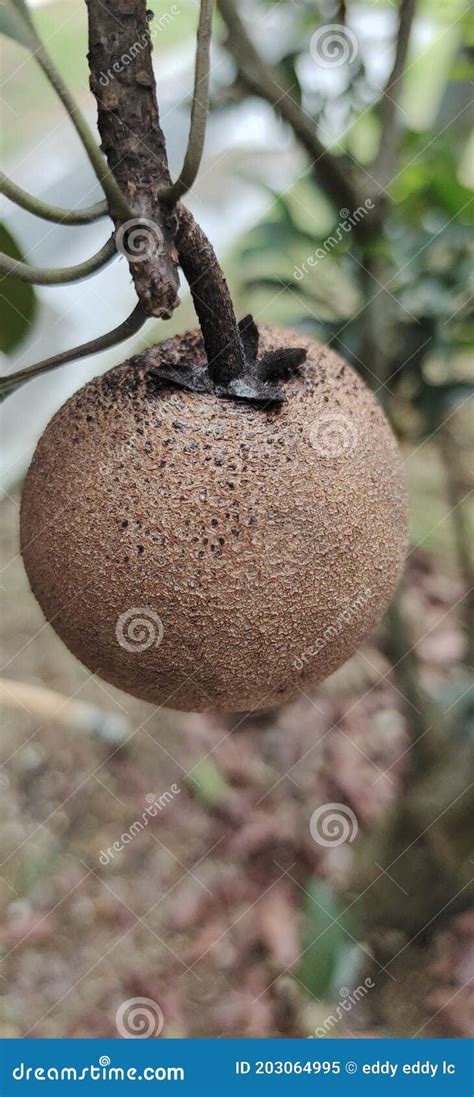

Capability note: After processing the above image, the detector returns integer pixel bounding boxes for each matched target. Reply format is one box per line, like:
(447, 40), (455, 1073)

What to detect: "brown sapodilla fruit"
(21, 325), (408, 712)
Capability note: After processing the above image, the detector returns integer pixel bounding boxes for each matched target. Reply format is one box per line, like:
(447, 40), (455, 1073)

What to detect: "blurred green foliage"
(299, 881), (361, 999)
(0, 221), (37, 353)
(227, 2), (473, 447)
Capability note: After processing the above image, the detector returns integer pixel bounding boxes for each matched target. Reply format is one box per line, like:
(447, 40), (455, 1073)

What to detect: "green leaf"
(0, 222), (37, 353)
(298, 880), (360, 999)
(187, 758), (231, 807)
(0, 0), (37, 49)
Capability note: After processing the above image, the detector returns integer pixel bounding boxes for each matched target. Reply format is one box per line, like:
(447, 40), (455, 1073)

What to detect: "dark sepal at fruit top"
(150, 314), (307, 407)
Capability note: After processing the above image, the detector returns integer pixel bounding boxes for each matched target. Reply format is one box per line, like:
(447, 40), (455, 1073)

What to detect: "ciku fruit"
(21, 323), (408, 712)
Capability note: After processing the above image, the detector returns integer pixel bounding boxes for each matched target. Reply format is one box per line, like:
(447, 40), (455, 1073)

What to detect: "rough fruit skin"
(20, 326), (408, 712)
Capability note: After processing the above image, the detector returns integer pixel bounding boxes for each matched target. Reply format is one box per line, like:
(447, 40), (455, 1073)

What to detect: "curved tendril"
(158, 0), (214, 205)
(0, 172), (108, 226)
(0, 235), (117, 285)
(0, 303), (147, 399)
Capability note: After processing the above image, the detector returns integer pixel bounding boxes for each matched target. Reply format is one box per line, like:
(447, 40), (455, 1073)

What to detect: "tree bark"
(85, 0), (250, 381)
(86, 0), (180, 319)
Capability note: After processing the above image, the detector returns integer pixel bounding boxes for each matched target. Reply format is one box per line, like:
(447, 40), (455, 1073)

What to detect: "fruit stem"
(176, 208), (248, 385)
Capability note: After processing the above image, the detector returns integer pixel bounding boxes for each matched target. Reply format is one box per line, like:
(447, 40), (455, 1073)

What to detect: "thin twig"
(216, 0), (364, 223)
(0, 172), (108, 225)
(0, 303), (146, 398)
(373, 0), (417, 185)
(3, 1), (130, 218)
(0, 234), (116, 285)
(34, 44), (132, 221)
(159, 0), (215, 204)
